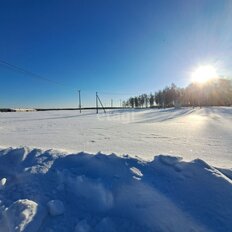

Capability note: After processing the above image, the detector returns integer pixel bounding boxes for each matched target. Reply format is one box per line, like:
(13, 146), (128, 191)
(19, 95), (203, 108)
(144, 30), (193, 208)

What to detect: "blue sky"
(1, 0), (232, 108)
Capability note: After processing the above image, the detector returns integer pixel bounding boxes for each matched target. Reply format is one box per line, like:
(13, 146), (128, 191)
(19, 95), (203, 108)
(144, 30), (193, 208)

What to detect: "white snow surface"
(0, 107), (231, 167)
(0, 147), (232, 232)
(0, 107), (232, 231)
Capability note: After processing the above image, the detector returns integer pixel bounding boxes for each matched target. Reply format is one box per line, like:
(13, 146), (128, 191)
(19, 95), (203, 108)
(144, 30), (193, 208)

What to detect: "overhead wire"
(0, 58), (145, 101)
(0, 58), (66, 87)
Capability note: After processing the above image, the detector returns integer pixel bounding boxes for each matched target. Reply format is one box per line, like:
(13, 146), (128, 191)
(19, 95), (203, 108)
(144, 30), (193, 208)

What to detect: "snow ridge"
(0, 147), (232, 232)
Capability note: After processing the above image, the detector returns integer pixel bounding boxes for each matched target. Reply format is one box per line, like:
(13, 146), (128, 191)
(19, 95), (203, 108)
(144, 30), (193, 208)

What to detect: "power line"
(100, 91), (137, 96)
(100, 91), (155, 96)
(0, 58), (145, 108)
(0, 58), (64, 86)
(0, 59), (147, 97)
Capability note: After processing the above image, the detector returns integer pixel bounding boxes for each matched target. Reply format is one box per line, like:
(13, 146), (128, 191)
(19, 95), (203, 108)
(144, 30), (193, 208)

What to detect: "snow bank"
(0, 147), (231, 232)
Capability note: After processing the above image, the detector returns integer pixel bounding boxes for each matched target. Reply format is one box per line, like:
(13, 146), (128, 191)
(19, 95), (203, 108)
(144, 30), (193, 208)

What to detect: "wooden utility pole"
(96, 92), (106, 114)
(96, 92), (98, 114)
(78, 90), (81, 113)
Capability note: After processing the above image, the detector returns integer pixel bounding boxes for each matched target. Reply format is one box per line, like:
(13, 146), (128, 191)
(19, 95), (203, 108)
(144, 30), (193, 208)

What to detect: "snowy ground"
(0, 147), (232, 232)
(0, 107), (231, 167)
(0, 107), (232, 231)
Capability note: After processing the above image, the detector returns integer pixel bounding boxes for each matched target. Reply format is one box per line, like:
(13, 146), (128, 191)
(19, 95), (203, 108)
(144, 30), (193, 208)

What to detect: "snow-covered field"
(0, 107), (232, 232)
(0, 107), (231, 167)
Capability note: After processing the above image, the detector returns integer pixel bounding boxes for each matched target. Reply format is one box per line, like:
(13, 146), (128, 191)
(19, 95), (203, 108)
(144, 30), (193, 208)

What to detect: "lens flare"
(191, 65), (218, 84)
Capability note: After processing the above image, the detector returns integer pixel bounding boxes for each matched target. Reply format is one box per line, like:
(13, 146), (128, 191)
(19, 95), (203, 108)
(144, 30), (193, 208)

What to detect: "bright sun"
(191, 65), (218, 84)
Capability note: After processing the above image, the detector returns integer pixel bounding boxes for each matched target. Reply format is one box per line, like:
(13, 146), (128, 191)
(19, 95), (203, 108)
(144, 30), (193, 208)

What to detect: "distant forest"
(123, 78), (232, 108)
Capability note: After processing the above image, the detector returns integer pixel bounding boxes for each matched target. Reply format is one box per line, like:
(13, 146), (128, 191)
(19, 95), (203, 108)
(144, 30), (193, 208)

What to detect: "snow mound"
(0, 178), (7, 190)
(47, 200), (64, 216)
(1, 199), (45, 232)
(0, 147), (232, 232)
(75, 220), (91, 232)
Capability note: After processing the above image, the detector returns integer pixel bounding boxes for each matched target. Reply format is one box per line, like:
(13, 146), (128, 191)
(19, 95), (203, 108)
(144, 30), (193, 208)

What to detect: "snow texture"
(1, 199), (45, 232)
(47, 200), (64, 216)
(0, 107), (231, 168)
(0, 147), (232, 232)
(0, 178), (7, 190)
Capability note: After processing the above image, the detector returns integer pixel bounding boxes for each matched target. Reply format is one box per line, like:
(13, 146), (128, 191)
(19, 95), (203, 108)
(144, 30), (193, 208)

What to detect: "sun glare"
(191, 65), (218, 84)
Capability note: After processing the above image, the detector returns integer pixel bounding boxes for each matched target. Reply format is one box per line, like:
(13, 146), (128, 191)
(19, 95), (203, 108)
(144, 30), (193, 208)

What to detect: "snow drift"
(0, 147), (232, 232)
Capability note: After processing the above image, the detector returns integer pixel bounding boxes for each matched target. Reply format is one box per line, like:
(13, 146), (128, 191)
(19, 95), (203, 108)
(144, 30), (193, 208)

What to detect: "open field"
(0, 107), (232, 232)
(0, 107), (231, 168)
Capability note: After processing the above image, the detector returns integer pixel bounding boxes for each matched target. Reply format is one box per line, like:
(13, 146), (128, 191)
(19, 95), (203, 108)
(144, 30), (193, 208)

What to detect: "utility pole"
(78, 90), (81, 113)
(96, 92), (106, 114)
(96, 92), (98, 114)
(111, 99), (113, 108)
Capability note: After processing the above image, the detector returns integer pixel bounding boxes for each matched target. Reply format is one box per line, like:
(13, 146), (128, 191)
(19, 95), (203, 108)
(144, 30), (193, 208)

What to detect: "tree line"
(123, 78), (232, 108)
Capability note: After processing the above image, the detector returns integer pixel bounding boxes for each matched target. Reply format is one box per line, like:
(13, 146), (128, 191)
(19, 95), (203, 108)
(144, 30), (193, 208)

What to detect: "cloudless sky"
(1, 0), (232, 108)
